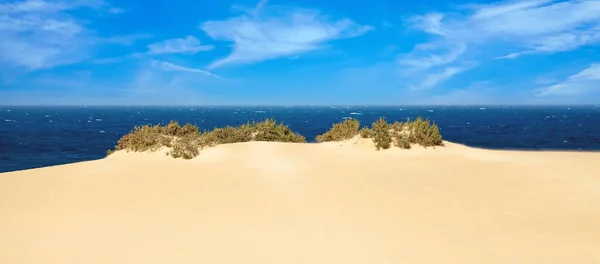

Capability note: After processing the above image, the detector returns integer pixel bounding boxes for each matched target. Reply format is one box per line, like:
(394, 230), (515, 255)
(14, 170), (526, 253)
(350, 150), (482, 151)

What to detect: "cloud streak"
(409, 66), (467, 90)
(412, 0), (600, 57)
(537, 63), (600, 96)
(397, 0), (600, 91)
(151, 60), (227, 81)
(397, 42), (466, 71)
(147, 36), (214, 54)
(0, 0), (126, 70)
(200, 3), (372, 68)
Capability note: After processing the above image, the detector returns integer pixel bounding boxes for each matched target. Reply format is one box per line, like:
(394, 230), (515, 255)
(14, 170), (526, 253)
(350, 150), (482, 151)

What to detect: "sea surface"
(1, 105), (599, 173)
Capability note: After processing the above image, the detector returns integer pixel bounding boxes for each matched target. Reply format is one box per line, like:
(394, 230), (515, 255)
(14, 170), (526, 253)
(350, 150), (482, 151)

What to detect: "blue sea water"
(1, 105), (599, 173)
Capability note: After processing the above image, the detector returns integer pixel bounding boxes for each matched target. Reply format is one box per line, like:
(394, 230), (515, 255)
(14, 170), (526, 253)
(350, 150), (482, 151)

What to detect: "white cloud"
(200, 3), (372, 68)
(94, 35), (214, 65)
(395, 33), (468, 90)
(398, 0), (600, 90)
(1, 0), (73, 13)
(147, 36), (214, 54)
(397, 42), (466, 71)
(151, 60), (227, 81)
(412, 0), (600, 57)
(537, 63), (600, 96)
(409, 66), (467, 90)
(0, 0), (124, 70)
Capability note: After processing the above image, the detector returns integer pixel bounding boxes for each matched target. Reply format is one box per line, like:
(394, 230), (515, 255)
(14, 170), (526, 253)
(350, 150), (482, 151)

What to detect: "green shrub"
(406, 117), (444, 147)
(107, 117), (443, 158)
(391, 121), (405, 133)
(113, 124), (169, 153)
(169, 135), (200, 159)
(359, 126), (374, 138)
(394, 134), (411, 149)
(108, 118), (306, 159)
(162, 120), (200, 137)
(316, 118), (360, 142)
(207, 125), (254, 144)
(253, 119), (306, 143)
(372, 117), (392, 150)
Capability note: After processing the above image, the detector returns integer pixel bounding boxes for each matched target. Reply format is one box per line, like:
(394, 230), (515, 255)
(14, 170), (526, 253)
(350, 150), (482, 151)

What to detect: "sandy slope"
(1, 138), (600, 264)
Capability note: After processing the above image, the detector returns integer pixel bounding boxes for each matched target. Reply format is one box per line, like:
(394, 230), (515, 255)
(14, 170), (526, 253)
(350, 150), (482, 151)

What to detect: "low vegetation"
(108, 116), (444, 159)
(315, 116), (444, 150)
(372, 117), (392, 150)
(316, 118), (360, 142)
(107, 119), (305, 159)
(360, 126), (374, 138)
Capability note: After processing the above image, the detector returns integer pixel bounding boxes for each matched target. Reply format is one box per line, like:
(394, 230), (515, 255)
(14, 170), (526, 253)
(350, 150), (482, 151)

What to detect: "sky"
(1, 0), (599, 105)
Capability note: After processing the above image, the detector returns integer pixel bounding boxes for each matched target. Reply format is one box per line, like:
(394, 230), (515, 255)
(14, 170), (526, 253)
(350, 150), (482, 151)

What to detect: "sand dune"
(1, 138), (600, 264)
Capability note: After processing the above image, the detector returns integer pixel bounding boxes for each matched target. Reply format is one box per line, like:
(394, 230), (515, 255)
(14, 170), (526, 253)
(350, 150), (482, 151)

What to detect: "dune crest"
(1, 141), (600, 264)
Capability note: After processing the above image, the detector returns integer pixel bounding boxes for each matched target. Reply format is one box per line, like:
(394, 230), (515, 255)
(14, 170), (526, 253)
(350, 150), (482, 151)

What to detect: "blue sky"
(1, 0), (599, 105)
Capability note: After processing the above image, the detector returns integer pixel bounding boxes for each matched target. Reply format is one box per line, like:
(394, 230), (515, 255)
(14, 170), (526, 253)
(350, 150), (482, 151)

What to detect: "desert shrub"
(316, 118), (360, 142)
(252, 119), (306, 143)
(394, 133), (411, 149)
(179, 122), (200, 136)
(360, 126), (374, 138)
(108, 118), (306, 159)
(196, 130), (219, 148)
(163, 120), (181, 136)
(207, 124), (254, 144)
(406, 117), (444, 147)
(372, 117), (392, 150)
(106, 116), (442, 158)
(113, 124), (168, 153)
(162, 120), (200, 137)
(169, 135), (200, 159)
(391, 121), (405, 133)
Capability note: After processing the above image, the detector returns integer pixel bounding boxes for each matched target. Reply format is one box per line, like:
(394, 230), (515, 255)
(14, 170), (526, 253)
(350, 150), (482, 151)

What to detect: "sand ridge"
(1, 138), (600, 264)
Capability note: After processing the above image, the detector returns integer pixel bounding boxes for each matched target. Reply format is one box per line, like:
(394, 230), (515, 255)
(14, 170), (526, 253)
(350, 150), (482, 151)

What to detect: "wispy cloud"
(104, 34), (153, 46)
(95, 35), (214, 64)
(0, 0), (119, 13)
(536, 63), (600, 96)
(396, 34), (468, 90)
(409, 66), (468, 90)
(0, 0), (126, 70)
(147, 36), (214, 54)
(397, 42), (466, 71)
(413, 0), (600, 57)
(151, 60), (227, 81)
(200, 1), (373, 68)
(398, 0), (600, 90)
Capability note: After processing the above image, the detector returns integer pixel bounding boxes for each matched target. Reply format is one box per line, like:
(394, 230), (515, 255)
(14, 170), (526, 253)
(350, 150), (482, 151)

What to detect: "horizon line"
(0, 104), (598, 107)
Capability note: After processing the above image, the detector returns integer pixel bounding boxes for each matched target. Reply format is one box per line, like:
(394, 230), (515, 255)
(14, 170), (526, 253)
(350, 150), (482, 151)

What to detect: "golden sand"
(1, 138), (599, 264)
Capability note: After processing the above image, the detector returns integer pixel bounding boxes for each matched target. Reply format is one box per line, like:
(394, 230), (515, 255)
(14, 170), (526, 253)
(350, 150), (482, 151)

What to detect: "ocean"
(1, 105), (599, 173)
